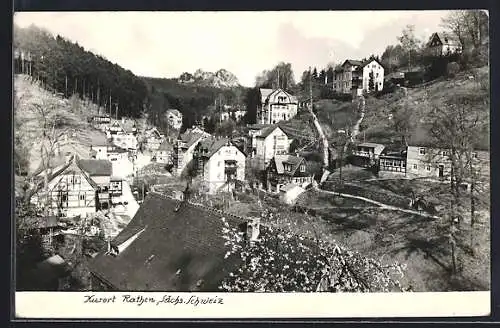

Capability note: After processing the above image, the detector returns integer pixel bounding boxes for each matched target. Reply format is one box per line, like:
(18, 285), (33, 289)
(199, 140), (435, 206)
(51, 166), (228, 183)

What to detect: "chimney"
(247, 217), (261, 242)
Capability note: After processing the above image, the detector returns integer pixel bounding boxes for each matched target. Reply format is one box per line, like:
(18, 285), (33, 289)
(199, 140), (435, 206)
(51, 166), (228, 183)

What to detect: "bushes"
(446, 62), (460, 78)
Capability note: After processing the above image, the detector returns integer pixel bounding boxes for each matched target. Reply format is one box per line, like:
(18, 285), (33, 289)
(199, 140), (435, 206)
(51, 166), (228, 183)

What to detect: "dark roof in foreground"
(89, 192), (248, 291)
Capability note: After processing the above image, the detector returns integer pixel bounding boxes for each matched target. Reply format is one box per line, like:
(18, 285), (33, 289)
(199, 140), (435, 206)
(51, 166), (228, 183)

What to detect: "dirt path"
(317, 188), (440, 219)
(350, 95), (366, 142)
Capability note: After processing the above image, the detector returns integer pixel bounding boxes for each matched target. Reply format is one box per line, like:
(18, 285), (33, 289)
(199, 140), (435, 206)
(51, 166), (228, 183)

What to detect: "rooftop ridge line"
(148, 191), (249, 222)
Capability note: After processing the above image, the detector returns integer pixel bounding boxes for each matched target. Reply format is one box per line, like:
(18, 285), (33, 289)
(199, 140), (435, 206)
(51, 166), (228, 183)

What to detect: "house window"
(442, 151), (449, 156)
(300, 165), (305, 172)
(419, 148), (426, 155)
(74, 176), (81, 184)
(79, 194), (85, 201)
(426, 165), (431, 171)
(472, 152), (478, 159)
(413, 164), (418, 170)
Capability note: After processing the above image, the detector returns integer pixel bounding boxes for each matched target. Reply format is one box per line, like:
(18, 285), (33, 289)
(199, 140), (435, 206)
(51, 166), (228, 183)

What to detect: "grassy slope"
(14, 74), (108, 174)
(360, 66), (490, 149)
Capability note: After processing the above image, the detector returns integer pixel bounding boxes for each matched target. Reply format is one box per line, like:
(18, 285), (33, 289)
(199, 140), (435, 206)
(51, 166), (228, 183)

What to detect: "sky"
(14, 11), (450, 87)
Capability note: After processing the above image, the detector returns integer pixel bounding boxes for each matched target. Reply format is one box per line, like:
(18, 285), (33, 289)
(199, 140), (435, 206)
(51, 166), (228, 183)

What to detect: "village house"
(333, 59), (385, 96)
(173, 127), (211, 175)
(426, 32), (462, 57)
(378, 146), (407, 176)
(257, 88), (298, 125)
(266, 154), (314, 193)
(111, 133), (138, 152)
(88, 191), (261, 291)
(78, 159), (113, 210)
(351, 142), (386, 168)
(193, 137), (246, 194)
(90, 114), (111, 131)
(166, 109), (183, 130)
(155, 139), (174, 164)
(106, 145), (133, 179)
(30, 156), (100, 218)
(218, 105), (247, 122)
(89, 133), (110, 160)
(252, 125), (292, 170)
(143, 127), (164, 151)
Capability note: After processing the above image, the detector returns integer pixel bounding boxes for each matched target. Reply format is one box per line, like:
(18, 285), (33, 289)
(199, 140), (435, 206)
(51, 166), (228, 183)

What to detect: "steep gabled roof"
(77, 159), (112, 177)
(259, 88), (274, 103)
(360, 58), (385, 69)
(88, 192), (248, 291)
(37, 157), (99, 192)
(342, 59), (363, 67)
(196, 137), (235, 159)
(271, 155), (306, 175)
(256, 125), (288, 139)
(178, 129), (210, 148)
(429, 32), (461, 47)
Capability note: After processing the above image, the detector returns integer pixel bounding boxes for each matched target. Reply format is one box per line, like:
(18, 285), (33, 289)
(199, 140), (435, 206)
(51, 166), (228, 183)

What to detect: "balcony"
(353, 150), (374, 158)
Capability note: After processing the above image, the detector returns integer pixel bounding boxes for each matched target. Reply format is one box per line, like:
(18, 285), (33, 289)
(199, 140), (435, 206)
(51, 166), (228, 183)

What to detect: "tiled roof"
(256, 125), (286, 139)
(77, 159), (112, 177)
(196, 137), (235, 159)
(88, 192), (248, 291)
(259, 88), (274, 103)
(434, 32), (461, 46)
(179, 130), (209, 148)
(272, 155), (305, 175)
(342, 59), (363, 67)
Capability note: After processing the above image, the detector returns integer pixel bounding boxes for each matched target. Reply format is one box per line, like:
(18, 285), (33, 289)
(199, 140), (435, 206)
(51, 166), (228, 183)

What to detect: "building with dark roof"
(88, 192), (259, 291)
(266, 154), (314, 192)
(251, 125), (292, 170)
(333, 58), (385, 95)
(30, 156), (100, 218)
(173, 128), (211, 176)
(351, 142), (386, 168)
(426, 32), (462, 57)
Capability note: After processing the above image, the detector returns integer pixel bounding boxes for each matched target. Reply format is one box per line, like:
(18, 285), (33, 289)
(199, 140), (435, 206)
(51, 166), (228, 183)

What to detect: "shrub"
(446, 62), (460, 78)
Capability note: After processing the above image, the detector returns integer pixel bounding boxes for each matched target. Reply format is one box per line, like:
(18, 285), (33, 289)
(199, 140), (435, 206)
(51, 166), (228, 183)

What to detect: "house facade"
(426, 32), (462, 57)
(143, 127), (164, 151)
(193, 137), (246, 194)
(333, 59), (384, 95)
(253, 126), (292, 170)
(173, 128), (211, 175)
(351, 142), (386, 168)
(111, 133), (138, 152)
(266, 155), (314, 193)
(378, 148), (407, 176)
(166, 109), (183, 130)
(257, 88), (298, 125)
(30, 157), (99, 218)
(155, 140), (173, 164)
